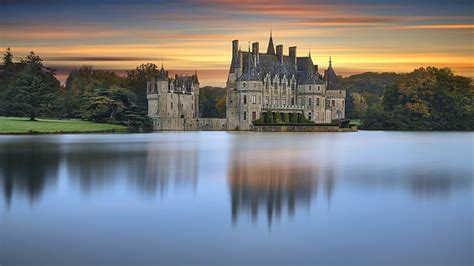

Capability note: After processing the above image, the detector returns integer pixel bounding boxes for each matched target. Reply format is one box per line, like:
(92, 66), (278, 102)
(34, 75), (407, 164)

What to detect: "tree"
(0, 48), (21, 115)
(13, 52), (59, 120)
(65, 66), (126, 118)
(126, 63), (159, 107)
(199, 86), (226, 118)
(80, 86), (133, 122)
(362, 67), (474, 130)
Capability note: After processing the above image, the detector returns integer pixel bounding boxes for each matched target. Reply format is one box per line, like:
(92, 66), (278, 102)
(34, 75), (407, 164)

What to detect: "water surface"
(1, 131), (473, 265)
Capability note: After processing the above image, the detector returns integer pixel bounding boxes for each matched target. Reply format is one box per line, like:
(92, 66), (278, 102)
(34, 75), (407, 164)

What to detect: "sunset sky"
(1, 0), (473, 86)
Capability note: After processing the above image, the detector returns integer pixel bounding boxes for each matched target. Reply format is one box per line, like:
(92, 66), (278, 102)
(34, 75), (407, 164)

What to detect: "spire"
(157, 63), (168, 81)
(267, 30), (275, 55)
(329, 56), (332, 67)
(193, 70), (199, 84)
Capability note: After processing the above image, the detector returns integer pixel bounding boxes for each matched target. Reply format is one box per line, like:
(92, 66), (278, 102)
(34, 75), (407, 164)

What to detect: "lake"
(0, 131), (472, 265)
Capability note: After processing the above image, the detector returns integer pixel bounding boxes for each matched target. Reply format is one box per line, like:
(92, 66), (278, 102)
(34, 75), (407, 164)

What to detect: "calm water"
(0, 131), (472, 265)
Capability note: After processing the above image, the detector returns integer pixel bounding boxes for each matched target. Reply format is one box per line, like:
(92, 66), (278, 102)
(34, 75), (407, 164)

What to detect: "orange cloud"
(398, 24), (474, 29)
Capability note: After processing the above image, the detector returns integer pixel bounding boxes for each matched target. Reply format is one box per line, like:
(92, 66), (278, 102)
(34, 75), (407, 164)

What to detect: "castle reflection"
(228, 147), (335, 225)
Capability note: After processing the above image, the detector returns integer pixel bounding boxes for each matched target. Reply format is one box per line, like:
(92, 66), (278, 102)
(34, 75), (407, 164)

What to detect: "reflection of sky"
(1, 0), (473, 86)
(0, 132), (472, 264)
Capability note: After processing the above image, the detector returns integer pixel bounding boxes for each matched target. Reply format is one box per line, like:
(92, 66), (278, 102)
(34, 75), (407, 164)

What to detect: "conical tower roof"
(266, 30), (275, 55)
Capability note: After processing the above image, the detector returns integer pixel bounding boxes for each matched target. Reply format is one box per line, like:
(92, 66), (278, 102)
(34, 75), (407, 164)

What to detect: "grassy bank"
(0, 117), (127, 134)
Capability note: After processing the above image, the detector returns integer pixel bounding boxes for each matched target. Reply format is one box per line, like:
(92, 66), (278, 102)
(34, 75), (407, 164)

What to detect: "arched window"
(308, 97), (313, 106)
(308, 112), (312, 120)
(332, 100), (336, 107)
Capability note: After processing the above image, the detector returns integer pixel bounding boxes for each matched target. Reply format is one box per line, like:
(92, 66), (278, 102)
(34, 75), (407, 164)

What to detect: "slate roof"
(324, 59), (344, 90)
(238, 51), (323, 85)
(238, 52), (260, 81)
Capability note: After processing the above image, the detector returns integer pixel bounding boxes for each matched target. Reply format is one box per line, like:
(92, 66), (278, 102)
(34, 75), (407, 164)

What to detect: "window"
(273, 97), (278, 105)
(309, 97), (313, 106)
(274, 83), (278, 91)
(283, 83), (287, 91)
(318, 86), (321, 91)
(292, 84), (295, 90)
(243, 83), (246, 87)
(265, 96), (269, 105)
(291, 97), (295, 105)
(282, 97), (287, 105)
(316, 98), (320, 106)
(332, 100), (336, 107)
(252, 112), (257, 120)
(243, 95), (247, 104)
(251, 95), (256, 104)
(171, 102), (173, 109)
(342, 100), (345, 105)
(265, 82), (269, 91)
(308, 112), (312, 120)
(243, 112), (247, 120)
(309, 86), (312, 91)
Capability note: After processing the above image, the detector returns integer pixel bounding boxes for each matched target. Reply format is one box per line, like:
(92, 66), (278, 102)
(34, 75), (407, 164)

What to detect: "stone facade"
(226, 32), (346, 130)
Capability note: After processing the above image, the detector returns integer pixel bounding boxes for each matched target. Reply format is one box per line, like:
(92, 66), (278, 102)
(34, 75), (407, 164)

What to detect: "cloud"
(398, 24), (474, 29)
(294, 17), (402, 26)
(45, 56), (170, 62)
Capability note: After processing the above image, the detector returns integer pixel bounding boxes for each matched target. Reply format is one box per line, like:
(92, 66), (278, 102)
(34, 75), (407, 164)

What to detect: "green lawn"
(0, 117), (127, 134)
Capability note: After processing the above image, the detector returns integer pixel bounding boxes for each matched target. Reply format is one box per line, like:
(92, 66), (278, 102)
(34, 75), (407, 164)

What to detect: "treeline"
(0, 48), (159, 131)
(342, 68), (474, 130)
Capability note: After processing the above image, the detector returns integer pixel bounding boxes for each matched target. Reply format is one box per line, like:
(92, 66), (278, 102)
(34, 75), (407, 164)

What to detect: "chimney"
(238, 50), (243, 68)
(314, 65), (318, 73)
(276, 44), (283, 63)
(232, 40), (239, 62)
(289, 46), (297, 65)
(252, 42), (259, 65)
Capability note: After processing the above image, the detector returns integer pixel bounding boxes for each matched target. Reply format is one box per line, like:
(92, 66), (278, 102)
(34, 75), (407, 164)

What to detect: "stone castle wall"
(151, 117), (228, 131)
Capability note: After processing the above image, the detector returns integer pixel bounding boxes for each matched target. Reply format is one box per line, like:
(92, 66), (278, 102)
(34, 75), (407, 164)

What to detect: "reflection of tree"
(0, 142), (59, 206)
(349, 168), (472, 198)
(228, 149), (334, 226)
(65, 142), (198, 195)
(0, 139), (200, 205)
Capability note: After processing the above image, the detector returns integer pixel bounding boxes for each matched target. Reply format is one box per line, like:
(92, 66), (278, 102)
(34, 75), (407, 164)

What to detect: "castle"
(147, 32), (346, 131)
